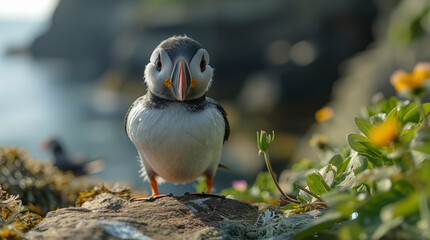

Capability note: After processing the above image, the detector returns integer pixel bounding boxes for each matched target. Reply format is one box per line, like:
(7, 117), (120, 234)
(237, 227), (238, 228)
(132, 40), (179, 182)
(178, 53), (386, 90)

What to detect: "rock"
(25, 193), (324, 239)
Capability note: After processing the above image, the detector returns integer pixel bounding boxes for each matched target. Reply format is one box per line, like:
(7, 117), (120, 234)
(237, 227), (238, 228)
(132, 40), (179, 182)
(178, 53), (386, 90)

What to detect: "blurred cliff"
(293, 0), (430, 163)
(1, 0), (377, 193)
(29, 0), (375, 169)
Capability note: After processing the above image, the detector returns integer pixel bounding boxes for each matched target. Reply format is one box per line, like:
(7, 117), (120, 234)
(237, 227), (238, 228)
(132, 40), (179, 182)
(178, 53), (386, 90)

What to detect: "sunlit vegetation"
(223, 62), (430, 239)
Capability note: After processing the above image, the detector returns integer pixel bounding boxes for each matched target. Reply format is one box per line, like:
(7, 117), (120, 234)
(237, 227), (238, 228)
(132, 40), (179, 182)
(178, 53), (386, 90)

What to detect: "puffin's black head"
(41, 138), (64, 154)
(144, 36), (213, 101)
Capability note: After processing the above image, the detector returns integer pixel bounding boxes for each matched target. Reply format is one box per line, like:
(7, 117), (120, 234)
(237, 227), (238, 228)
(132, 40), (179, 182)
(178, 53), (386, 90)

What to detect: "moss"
(76, 184), (131, 207)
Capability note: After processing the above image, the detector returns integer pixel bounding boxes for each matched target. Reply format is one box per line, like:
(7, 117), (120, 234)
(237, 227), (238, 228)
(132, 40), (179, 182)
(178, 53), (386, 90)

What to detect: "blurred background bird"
(125, 36), (229, 200)
(41, 138), (104, 176)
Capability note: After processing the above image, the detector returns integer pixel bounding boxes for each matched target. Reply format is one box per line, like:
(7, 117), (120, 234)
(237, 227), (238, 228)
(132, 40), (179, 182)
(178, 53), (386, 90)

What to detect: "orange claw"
(130, 177), (172, 201)
(131, 193), (172, 201)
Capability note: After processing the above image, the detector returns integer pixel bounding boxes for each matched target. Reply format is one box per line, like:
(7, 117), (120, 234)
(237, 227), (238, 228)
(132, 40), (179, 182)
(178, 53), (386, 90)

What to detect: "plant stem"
(416, 97), (429, 127)
(295, 183), (326, 203)
(263, 151), (300, 204)
(300, 202), (328, 208)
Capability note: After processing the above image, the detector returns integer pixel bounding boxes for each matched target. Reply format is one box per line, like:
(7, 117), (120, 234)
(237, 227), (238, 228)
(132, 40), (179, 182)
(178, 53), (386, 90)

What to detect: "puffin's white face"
(144, 42), (213, 101)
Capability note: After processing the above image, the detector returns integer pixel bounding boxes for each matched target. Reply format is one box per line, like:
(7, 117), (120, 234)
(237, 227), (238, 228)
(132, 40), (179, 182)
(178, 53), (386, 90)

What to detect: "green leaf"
(337, 157), (351, 175)
(398, 102), (416, 124)
(329, 155), (344, 169)
(409, 161), (430, 187)
(323, 191), (362, 216)
(279, 203), (300, 211)
(418, 103), (430, 120)
(369, 113), (386, 125)
(354, 118), (373, 137)
(367, 97), (398, 118)
(400, 126), (417, 144)
(412, 142), (430, 154)
(306, 172), (332, 195)
(339, 222), (364, 240)
(402, 105), (420, 124)
(355, 166), (401, 184)
(297, 194), (311, 203)
(411, 127), (430, 154)
(380, 192), (419, 222)
(347, 135), (382, 166)
(293, 211), (343, 240)
(347, 154), (369, 175)
(386, 106), (398, 122)
(382, 97), (399, 114)
(348, 134), (380, 154)
(402, 103), (430, 124)
(371, 217), (404, 240)
(319, 164), (336, 187)
(348, 134), (370, 153)
(355, 184), (369, 193)
(419, 194), (430, 237)
(336, 171), (358, 191)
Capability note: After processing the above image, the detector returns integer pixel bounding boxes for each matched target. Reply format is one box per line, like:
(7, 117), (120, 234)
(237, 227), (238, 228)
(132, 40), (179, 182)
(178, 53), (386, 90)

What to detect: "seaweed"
(0, 147), (97, 216)
(0, 186), (42, 240)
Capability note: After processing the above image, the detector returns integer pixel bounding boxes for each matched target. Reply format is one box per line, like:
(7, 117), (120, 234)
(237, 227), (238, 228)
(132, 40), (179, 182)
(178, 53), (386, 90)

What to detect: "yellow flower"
(315, 106), (334, 122)
(390, 62), (430, 92)
(309, 134), (328, 149)
(368, 118), (399, 147)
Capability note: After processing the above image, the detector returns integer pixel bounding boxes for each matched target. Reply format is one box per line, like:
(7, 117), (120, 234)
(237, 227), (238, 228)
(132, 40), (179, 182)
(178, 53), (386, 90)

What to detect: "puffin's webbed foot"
(130, 193), (173, 201)
(130, 176), (173, 201)
(184, 192), (226, 199)
(184, 176), (225, 199)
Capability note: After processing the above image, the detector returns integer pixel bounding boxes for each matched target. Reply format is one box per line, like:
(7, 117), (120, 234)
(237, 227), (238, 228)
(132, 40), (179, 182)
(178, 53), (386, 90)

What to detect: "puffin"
(124, 36), (230, 200)
(41, 138), (104, 176)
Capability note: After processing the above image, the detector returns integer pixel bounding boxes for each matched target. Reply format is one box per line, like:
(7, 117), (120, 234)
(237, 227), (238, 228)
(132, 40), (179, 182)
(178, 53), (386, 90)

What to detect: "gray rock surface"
(25, 193), (324, 239)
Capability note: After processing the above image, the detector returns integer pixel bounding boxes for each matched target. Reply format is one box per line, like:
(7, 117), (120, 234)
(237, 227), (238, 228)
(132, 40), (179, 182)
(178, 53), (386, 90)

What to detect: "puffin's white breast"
(127, 101), (225, 183)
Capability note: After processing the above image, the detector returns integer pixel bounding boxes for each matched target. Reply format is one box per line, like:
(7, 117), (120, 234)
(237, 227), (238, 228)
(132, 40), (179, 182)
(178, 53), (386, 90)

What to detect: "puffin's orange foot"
(184, 192), (226, 200)
(130, 193), (173, 201)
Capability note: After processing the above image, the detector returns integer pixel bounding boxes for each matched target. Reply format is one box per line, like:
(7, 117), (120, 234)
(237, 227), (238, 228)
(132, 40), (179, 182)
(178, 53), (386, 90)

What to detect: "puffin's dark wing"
(124, 96), (145, 138)
(207, 98), (230, 142)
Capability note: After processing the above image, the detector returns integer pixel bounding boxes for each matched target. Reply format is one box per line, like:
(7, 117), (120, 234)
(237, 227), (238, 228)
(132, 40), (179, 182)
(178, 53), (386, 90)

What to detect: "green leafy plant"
(222, 62), (430, 239)
(290, 95), (430, 239)
(288, 63), (430, 239)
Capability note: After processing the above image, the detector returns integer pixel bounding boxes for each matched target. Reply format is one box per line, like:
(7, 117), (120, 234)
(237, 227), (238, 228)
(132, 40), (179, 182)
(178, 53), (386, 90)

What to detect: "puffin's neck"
(145, 91), (207, 112)
(148, 91), (206, 105)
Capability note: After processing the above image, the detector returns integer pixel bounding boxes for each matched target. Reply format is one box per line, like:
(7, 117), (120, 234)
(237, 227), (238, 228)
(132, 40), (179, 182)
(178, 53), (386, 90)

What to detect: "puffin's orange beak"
(171, 60), (191, 101)
(40, 140), (50, 150)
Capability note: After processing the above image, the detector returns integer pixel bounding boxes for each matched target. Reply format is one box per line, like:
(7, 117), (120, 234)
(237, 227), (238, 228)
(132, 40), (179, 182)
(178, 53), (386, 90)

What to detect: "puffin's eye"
(155, 55), (162, 71)
(200, 56), (206, 72)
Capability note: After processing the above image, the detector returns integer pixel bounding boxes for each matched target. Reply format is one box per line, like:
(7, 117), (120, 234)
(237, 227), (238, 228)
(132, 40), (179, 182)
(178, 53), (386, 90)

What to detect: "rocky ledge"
(25, 193), (324, 239)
